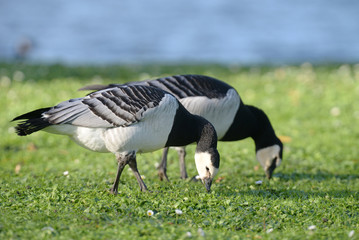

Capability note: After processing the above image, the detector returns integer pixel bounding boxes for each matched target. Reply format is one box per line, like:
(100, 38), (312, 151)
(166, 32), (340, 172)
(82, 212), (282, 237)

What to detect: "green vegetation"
(1, 62), (358, 239)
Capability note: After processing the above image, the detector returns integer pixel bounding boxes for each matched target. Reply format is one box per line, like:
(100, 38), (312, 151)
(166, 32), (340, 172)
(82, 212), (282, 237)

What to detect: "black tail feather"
(15, 119), (51, 136)
(12, 108), (51, 121)
(12, 107), (52, 136)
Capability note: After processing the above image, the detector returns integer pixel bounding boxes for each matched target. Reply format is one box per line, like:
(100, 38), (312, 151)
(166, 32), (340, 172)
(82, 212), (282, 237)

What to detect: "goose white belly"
(44, 94), (178, 154)
(44, 125), (109, 152)
(102, 120), (172, 153)
(179, 88), (240, 139)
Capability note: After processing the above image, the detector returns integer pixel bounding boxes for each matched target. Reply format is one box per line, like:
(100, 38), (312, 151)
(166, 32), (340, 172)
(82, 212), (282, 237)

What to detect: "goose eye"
(206, 167), (209, 171)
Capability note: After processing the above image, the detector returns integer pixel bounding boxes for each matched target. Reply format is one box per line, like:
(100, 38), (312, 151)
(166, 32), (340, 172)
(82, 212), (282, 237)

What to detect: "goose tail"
(12, 107), (52, 136)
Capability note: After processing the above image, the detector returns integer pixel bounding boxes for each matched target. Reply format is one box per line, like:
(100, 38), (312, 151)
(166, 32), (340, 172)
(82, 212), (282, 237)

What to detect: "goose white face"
(195, 151), (219, 181)
(256, 144), (282, 173)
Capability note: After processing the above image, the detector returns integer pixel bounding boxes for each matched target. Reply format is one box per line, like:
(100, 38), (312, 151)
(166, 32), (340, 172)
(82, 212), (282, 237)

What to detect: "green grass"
(1, 62), (359, 239)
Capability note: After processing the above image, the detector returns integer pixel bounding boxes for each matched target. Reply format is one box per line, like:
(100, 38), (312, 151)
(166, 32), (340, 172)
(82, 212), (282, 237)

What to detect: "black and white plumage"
(13, 85), (220, 193)
(81, 75), (283, 180)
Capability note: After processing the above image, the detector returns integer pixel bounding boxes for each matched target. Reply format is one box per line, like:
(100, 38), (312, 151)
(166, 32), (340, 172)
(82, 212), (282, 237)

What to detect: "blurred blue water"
(1, 0), (359, 64)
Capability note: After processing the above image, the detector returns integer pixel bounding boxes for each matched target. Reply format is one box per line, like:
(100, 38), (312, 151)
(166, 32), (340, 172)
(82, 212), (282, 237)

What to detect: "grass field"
(1, 62), (359, 239)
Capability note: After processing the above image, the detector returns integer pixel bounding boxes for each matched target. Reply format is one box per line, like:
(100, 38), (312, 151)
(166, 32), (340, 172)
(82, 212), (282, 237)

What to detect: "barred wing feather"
(45, 85), (166, 128)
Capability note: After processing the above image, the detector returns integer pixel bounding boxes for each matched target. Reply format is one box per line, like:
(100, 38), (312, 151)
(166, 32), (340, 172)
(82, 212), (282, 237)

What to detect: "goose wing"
(79, 75), (233, 99)
(46, 85), (167, 128)
(144, 75), (232, 99)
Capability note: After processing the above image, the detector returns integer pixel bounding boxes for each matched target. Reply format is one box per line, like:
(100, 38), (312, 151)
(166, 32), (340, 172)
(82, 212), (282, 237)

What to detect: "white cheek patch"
(195, 152), (219, 179)
(256, 144), (281, 170)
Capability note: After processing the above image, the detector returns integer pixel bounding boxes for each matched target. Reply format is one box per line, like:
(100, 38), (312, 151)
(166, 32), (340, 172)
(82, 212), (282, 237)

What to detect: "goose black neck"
(247, 105), (282, 151)
(221, 103), (259, 141)
(165, 104), (218, 150)
(221, 104), (280, 150)
(195, 117), (218, 152)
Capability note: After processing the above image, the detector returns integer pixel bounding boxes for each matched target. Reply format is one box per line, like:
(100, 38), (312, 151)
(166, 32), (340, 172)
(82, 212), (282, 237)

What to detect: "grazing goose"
(13, 85), (220, 193)
(80, 75), (283, 180)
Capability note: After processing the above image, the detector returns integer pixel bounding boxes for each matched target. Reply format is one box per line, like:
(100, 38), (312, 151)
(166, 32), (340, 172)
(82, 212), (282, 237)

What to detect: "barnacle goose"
(80, 75), (283, 180)
(12, 84), (220, 193)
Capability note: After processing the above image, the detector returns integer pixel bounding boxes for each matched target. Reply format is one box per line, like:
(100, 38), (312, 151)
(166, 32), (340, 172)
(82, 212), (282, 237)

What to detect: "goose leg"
(176, 147), (188, 179)
(128, 154), (148, 192)
(158, 147), (170, 181)
(111, 152), (132, 194)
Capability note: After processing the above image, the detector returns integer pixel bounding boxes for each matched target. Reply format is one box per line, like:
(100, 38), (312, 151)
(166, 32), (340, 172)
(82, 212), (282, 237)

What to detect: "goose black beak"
(202, 177), (212, 193)
(265, 158), (277, 179)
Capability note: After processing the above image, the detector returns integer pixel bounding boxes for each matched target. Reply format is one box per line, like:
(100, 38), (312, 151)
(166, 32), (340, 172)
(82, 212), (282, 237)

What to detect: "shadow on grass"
(232, 188), (359, 200)
(215, 171), (359, 200)
(241, 171), (359, 183)
(274, 171), (359, 181)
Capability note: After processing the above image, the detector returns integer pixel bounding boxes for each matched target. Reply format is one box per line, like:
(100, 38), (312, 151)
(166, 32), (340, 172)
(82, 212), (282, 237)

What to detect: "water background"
(1, 0), (359, 65)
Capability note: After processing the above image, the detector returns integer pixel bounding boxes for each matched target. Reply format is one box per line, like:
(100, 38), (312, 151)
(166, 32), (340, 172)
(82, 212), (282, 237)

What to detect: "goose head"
(256, 138), (283, 179)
